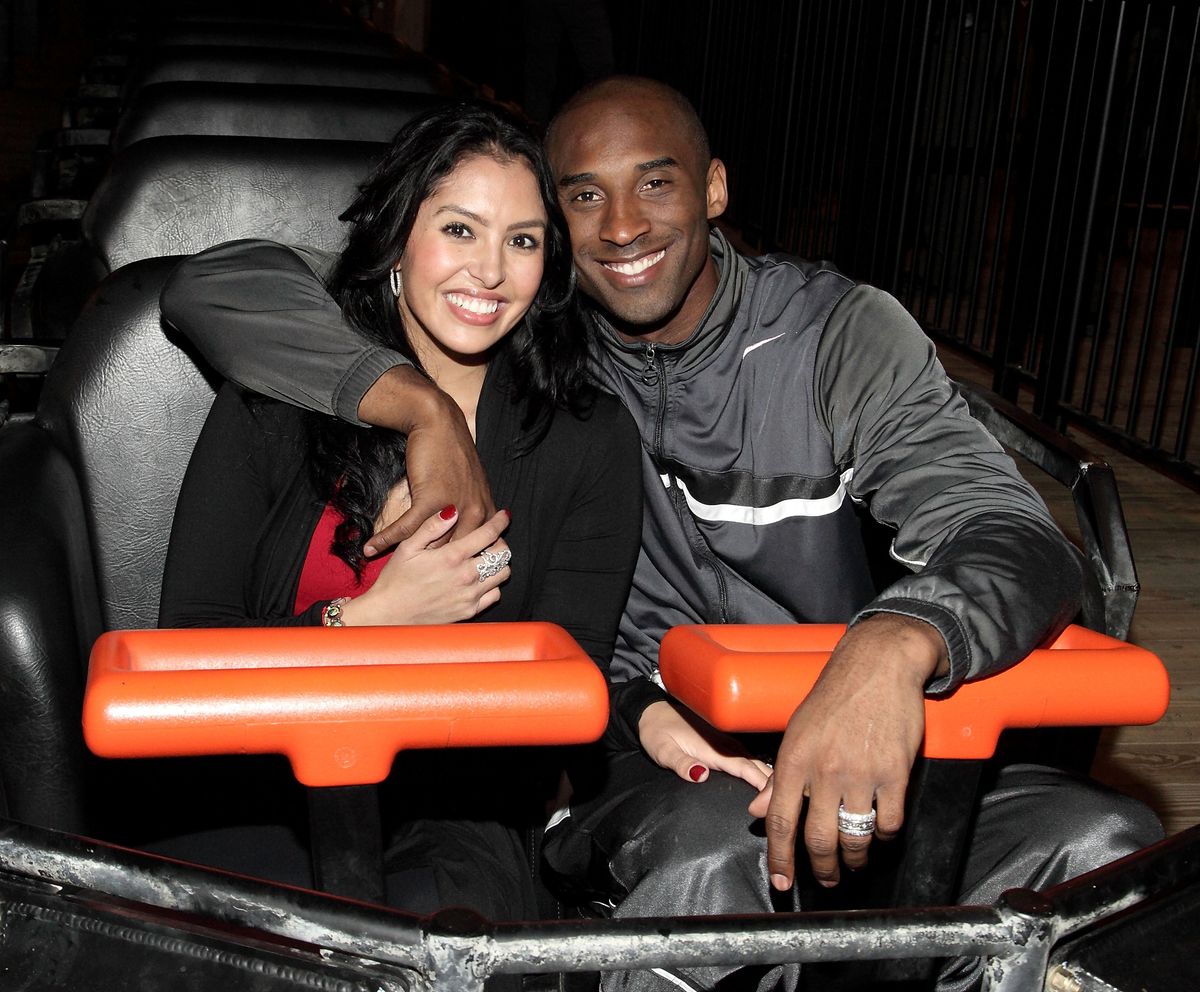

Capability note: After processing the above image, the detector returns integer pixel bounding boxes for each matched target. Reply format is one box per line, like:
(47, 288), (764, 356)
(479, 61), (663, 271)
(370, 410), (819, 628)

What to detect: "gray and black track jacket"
(160, 232), (1086, 747)
(594, 231), (1085, 739)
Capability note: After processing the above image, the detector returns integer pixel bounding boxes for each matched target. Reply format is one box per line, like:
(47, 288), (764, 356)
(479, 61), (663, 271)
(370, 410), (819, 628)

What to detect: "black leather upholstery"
(36, 258), (219, 631)
(124, 46), (441, 97)
(80, 136), (384, 272)
(113, 83), (445, 151)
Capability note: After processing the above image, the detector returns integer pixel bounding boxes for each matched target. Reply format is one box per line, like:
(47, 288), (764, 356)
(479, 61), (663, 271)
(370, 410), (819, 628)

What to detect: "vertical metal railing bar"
(934, 0), (982, 338)
(912, 0), (963, 327)
(1134, 8), (1190, 449)
(964, 0), (1017, 354)
(815, 0), (853, 258)
(1148, 8), (1199, 450)
(1083, 3), (1141, 414)
(949, 0), (996, 346)
(803, 0), (831, 254)
(1101, 5), (1155, 425)
(902, 0), (949, 311)
(868, 0), (909, 280)
(1171, 125), (1200, 461)
(697, 0), (714, 133)
(770, 0), (804, 252)
(1059, 0), (1124, 418)
(1123, 7), (1176, 438)
(825, 0), (859, 263)
(749, 1), (791, 249)
(992, 0), (1063, 392)
(891, 0), (935, 295)
(981, 0), (1037, 381)
(1026, 0), (1091, 419)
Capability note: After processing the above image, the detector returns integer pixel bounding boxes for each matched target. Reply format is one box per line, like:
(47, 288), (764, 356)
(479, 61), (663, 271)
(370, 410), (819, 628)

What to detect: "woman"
(158, 103), (643, 923)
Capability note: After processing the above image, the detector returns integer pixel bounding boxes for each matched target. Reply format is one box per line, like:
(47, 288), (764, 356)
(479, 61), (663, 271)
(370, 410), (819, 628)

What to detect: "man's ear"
(706, 159), (729, 220)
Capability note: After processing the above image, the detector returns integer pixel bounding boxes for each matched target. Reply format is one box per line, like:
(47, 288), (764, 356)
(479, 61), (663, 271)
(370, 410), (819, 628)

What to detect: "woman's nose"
(467, 241), (504, 288)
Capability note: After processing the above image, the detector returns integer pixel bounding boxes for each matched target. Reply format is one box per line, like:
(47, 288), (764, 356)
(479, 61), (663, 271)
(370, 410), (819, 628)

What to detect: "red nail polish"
(503, 508), (512, 519)
(439, 504), (457, 520)
(688, 764), (706, 782)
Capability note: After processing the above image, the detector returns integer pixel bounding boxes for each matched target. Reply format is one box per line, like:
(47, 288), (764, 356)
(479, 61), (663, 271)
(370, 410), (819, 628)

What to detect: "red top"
(294, 503), (392, 613)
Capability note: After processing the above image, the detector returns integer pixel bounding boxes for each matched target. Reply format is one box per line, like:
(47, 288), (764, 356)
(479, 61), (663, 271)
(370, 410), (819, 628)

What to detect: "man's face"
(547, 90), (727, 343)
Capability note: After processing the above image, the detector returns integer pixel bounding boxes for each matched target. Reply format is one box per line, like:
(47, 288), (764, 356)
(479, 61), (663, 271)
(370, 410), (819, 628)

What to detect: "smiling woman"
(157, 104), (644, 941)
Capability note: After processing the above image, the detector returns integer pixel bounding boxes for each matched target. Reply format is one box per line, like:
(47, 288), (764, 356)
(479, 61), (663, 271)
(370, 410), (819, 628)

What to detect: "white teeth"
(445, 293), (500, 315)
(604, 250), (666, 275)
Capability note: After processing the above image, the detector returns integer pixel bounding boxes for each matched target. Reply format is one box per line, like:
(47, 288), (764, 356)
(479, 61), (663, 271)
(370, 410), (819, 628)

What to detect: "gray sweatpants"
(542, 751), (1163, 992)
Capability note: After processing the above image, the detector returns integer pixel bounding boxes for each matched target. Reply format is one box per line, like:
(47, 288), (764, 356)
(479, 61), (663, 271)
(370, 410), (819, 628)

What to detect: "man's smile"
(600, 249), (667, 277)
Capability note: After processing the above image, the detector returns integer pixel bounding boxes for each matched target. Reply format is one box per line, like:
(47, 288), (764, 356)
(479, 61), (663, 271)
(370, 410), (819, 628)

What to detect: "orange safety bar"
(84, 623), (608, 787)
(658, 623), (1169, 760)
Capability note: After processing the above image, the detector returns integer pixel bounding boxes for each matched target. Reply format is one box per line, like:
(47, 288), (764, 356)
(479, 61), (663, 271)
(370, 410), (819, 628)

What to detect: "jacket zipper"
(643, 343), (729, 624)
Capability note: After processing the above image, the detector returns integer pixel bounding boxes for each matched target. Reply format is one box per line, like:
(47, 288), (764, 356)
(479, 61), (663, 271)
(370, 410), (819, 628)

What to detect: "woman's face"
(395, 154), (548, 374)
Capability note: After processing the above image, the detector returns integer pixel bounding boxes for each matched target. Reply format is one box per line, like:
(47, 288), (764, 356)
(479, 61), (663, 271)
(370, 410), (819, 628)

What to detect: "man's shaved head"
(546, 75), (711, 173)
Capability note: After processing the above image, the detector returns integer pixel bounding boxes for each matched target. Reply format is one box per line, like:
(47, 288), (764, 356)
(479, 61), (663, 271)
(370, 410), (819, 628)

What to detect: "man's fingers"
(366, 505), (427, 555)
(874, 785), (905, 842)
(803, 790), (843, 888)
(836, 791), (877, 872)
(762, 770), (806, 891)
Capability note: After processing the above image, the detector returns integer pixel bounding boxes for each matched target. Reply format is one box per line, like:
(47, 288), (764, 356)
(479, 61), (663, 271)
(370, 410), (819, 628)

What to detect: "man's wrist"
(358, 365), (454, 433)
(852, 612), (949, 684)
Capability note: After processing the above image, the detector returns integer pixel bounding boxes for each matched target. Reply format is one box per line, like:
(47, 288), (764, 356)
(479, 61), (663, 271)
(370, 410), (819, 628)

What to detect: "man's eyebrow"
(557, 157), (680, 188)
(637, 157), (679, 172)
(558, 171), (596, 188)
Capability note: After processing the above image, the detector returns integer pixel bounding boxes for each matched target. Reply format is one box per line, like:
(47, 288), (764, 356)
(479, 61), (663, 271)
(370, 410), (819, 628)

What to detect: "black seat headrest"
(82, 135), (384, 272)
(113, 83), (446, 152)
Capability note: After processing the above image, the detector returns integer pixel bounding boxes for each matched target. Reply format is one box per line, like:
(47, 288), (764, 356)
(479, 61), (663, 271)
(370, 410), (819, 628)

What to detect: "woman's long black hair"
(309, 102), (589, 575)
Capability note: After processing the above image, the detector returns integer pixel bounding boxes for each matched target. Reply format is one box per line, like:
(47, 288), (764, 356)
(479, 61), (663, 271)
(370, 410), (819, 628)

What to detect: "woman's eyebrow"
(435, 205), (546, 230)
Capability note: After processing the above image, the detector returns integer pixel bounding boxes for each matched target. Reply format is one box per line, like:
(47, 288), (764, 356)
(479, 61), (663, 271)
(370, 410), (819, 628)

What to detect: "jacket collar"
(588, 227), (749, 377)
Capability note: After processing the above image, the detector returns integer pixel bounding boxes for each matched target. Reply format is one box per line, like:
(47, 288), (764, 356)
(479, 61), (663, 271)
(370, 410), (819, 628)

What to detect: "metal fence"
(614, 0), (1200, 487)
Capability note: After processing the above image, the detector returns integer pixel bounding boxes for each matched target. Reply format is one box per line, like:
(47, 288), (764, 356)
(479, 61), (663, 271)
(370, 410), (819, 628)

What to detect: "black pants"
(542, 749), (1164, 992)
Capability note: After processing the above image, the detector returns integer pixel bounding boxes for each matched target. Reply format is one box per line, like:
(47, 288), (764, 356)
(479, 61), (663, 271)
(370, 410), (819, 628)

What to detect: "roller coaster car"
(0, 256), (1195, 990)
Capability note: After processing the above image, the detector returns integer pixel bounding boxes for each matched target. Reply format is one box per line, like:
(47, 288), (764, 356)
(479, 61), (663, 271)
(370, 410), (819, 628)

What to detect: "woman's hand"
(638, 699), (773, 790)
(340, 507), (511, 625)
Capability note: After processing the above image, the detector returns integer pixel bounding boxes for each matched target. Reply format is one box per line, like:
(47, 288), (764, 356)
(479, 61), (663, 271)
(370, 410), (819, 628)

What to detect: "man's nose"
(599, 192), (651, 246)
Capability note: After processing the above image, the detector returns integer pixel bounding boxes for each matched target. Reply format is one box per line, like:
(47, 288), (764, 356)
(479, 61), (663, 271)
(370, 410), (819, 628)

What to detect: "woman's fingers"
(450, 510), (511, 558)
(396, 504), (460, 554)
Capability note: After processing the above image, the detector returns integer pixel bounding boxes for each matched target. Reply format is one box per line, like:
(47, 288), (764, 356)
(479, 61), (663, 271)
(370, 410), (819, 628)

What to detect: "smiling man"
(161, 80), (1160, 992)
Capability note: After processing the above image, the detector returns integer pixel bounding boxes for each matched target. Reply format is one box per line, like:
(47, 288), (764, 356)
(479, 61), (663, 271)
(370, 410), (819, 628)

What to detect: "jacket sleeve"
(160, 239), (408, 426)
(815, 285), (1086, 694)
(158, 384), (326, 629)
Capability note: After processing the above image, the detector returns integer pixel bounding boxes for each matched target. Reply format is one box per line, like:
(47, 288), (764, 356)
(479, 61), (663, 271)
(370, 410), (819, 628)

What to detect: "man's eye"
(572, 190), (601, 204)
(443, 222), (473, 238)
(643, 178), (668, 191)
(510, 233), (540, 250)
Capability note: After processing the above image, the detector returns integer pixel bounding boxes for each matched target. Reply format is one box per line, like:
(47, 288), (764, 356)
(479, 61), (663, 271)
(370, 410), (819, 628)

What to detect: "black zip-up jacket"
(161, 232), (1086, 746)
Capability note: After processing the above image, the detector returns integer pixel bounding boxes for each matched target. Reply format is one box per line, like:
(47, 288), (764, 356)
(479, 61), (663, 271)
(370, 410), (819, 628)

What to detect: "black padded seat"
(123, 46), (441, 99)
(0, 257), (212, 835)
(23, 134), (384, 339)
(113, 83), (446, 152)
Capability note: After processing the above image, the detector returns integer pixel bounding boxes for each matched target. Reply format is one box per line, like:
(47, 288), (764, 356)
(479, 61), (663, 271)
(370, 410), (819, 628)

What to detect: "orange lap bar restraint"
(658, 623), (1170, 760)
(83, 623), (608, 787)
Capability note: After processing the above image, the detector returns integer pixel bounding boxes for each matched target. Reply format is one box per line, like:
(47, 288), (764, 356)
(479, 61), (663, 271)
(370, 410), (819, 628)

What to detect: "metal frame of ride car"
(0, 818), (1195, 992)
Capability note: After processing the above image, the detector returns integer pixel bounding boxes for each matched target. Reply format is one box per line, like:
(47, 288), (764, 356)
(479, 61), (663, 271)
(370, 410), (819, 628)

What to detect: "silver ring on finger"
(837, 803), (877, 837)
(475, 548), (512, 582)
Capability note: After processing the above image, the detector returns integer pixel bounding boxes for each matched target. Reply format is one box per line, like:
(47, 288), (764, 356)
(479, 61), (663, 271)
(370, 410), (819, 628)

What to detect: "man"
(161, 78), (1159, 991)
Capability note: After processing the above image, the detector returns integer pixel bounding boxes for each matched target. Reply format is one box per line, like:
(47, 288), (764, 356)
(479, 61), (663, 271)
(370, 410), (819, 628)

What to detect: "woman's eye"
(510, 233), (540, 250)
(443, 222), (473, 238)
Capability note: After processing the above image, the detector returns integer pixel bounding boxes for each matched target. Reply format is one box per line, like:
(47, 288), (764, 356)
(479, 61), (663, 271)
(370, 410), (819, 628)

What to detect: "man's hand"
(639, 700), (773, 790)
(358, 366), (495, 555)
(747, 613), (948, 890)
